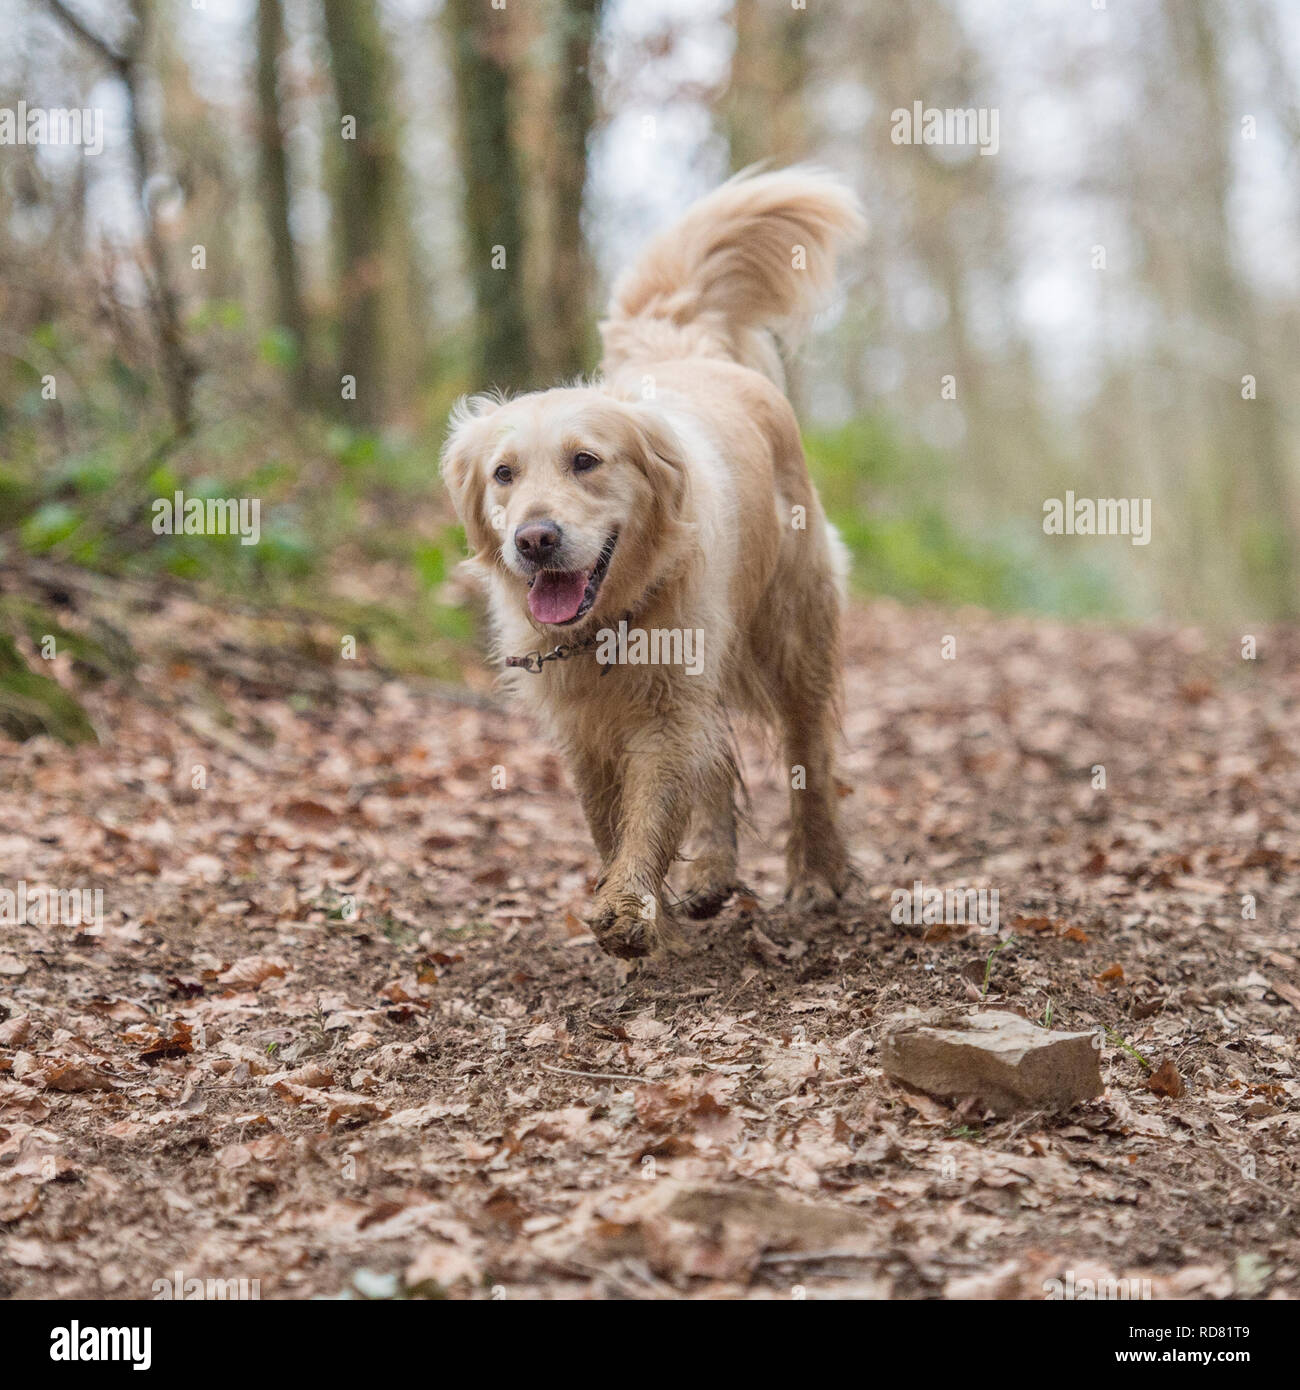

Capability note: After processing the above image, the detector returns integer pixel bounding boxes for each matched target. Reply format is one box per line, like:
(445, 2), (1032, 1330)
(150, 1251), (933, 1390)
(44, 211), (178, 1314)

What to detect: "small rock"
(880, 1009), (1103, 1115)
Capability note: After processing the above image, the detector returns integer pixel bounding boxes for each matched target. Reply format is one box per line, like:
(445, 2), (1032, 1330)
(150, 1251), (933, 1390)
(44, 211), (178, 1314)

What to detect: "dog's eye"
(493, 464), (513, 485)
(573, 451), (600, 474)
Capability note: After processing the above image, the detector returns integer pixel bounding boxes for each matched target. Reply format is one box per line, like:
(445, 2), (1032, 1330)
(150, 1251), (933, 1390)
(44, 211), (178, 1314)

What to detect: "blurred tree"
(726, 0), (809, 172)
(724, 0), (812, 406)
(541, 0), (603, 380)
(1177, 0), (1297, 615)
(151, 0), (242, 310)
(446, 0), (535, 391)
(43, 0), (197, 436)
(320, 0), (412, 425)
(255, 0), (311, 400)
(1120, 0), (1299, 616)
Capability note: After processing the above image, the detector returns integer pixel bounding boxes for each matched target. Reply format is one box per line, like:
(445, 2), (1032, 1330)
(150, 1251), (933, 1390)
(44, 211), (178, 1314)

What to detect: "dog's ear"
(441, 393), (504, 560)
(621, 404), (689, 524)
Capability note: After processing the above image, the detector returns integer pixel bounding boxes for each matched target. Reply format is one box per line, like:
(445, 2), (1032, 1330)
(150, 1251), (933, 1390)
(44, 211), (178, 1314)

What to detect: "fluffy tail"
(600, 165), (865, 382)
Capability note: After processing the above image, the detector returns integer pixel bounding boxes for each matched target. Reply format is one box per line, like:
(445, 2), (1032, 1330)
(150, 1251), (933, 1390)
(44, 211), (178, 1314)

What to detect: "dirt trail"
(1, 594), (1297, 1299)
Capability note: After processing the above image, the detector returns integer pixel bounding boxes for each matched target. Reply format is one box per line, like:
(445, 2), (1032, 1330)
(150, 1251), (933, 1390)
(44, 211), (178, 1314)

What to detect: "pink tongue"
(527, 570), (589, 624)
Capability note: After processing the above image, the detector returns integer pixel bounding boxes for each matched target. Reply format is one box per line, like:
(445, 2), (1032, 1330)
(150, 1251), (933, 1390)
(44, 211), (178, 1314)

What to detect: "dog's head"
(441, 387), (690, 629)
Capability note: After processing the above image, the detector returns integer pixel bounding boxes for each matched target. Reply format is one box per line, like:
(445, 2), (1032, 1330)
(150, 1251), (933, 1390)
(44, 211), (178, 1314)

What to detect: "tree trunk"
(725, 0), (810, 405)
(320, 0), (402, 425)
(541, 0), (602, 380)
(726, 0), (809, 172)
(44, 0), (198, 437)
(1164, 0), (1298, 616)
(255, 0), (311, 400)
(445, 0), (535, 392)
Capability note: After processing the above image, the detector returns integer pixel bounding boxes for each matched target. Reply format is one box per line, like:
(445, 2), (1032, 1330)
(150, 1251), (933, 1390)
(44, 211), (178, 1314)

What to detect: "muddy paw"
(784, 874), (843, 914)
(679, 879), (735, 920)
(590, 898), (656, 958)
(678, 851), (738, 921)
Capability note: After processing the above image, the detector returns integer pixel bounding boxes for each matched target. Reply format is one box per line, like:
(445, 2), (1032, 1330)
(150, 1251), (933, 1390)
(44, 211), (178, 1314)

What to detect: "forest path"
(1, 591), (1297, 1299)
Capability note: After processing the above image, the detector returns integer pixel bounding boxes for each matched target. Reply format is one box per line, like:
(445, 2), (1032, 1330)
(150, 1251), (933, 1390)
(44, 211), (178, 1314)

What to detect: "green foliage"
(0, 469), (33, 528)
(1, 598), (136, 685)
(413, 542), (446, 589)
(258, 327), (301, 370)
(188, 299), (246, 332)
(21, 501), (82, 553)
(0, 320), (476, 690)
(805, 417), (1121, 617)
(50, 451), (118, 496)
(2, 313), (1134, 737)
(325, 426), (386, 470)
(0, 632), (97, 745)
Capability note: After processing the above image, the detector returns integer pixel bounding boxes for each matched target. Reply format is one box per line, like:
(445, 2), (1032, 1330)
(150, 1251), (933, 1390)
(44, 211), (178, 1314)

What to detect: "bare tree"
(320, 0), (409, 425)
(43, 0), (197, 436)
(255, 0), (311, 400)
(726, 0), (809, 172)
(541, 0), (602, 380)
(1177, 0), (1298, 615)
(446, 0), (535, 391)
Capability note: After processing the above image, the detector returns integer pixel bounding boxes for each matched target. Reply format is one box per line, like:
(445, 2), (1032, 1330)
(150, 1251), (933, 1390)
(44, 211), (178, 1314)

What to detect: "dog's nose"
(514, 520), (562, 566)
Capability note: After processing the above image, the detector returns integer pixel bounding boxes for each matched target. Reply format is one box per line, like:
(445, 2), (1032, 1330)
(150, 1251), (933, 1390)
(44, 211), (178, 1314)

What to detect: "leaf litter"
(0, 592), (1297, 1298)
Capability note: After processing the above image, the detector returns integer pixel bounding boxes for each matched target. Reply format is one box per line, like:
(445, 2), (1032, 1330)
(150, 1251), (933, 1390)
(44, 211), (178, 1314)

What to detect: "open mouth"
(526, 533), (617, 626)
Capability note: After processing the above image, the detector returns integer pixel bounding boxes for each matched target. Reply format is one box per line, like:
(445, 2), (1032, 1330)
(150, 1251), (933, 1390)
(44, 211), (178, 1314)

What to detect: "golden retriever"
(442, 167), (865, 957)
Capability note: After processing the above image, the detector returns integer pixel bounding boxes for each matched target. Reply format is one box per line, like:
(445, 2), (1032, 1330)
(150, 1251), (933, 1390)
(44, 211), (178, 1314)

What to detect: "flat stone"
(880, 1009), (1103, 1115)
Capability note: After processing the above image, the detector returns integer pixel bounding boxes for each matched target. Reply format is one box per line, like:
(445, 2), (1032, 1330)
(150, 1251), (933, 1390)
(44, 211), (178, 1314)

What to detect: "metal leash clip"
(504, 613), (632, 675)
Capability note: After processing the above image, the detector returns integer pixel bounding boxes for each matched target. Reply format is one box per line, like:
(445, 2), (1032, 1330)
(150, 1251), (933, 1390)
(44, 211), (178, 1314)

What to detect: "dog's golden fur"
(442, 167), (866, 957)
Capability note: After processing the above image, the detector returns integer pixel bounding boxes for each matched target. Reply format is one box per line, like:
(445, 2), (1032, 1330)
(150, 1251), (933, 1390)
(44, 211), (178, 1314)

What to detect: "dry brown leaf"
(0, 1015), (32, 1046)
(281, 799), (340, 826)
(0, 1180), (41, 1223)
(1148, 1058), (1184, 1099)
(41, 1060), (117, 1092)
(219, 956), (288, 990)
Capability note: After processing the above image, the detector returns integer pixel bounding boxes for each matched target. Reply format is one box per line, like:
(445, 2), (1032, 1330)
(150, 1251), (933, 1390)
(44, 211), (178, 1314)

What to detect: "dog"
(442, 167), (866, 958)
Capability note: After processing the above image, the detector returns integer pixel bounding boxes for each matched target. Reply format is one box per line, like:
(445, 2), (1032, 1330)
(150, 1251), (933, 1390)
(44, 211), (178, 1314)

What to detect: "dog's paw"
(590, 896), (657, 959)
(680, 884), (733, 920)
(678, 851), (738, 921)
(678, 871), (737, 921)
(784, 874), (843, 915)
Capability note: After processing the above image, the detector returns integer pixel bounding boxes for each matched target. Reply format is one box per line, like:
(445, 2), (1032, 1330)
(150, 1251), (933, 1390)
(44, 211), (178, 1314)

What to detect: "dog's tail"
(600, 165), (865, 383)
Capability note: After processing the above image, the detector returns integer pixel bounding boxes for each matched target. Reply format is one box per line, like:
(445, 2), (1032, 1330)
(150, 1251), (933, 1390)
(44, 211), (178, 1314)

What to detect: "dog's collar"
(504, 612), (631, 675)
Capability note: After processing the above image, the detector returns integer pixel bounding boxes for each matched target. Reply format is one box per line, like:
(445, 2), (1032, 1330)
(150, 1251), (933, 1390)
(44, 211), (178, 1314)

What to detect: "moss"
(0, 633), (97, 744)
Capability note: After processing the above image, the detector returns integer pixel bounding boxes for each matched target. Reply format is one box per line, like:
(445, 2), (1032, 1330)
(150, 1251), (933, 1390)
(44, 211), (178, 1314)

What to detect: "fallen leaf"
(1147, 1059), (1184, 1099)
(219, 956), (287, 990)
(0, 1015), (32, 1046)
(41, 1060), (117, 1092)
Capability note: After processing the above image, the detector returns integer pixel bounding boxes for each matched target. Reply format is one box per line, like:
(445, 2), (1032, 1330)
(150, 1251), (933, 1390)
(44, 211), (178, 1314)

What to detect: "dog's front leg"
(590, 715), (729, 958)
(568, 747), (621, 866)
